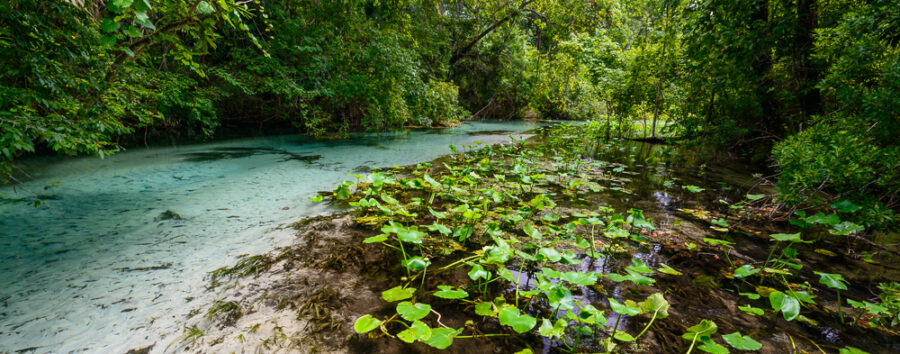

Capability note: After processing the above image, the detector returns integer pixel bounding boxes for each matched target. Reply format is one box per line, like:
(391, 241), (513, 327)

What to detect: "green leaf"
(746, 194), (765, 200)
(831, 200), (863, 213)
(839, 347), (871, 354)
(560, 271), (598, 286)
(657, 263), (683, 275)
(397, 320), (432, 343)
(403, 257), (430, 271)
(307, 195), (324, 202)
(613, 331), (636, 342)
(434, 285), (468, 299)
(738, 305), (764, 316)
(427, 223), (451, 236)
(381, 286), (415, 302)
(847, 299), (887, 315)
(639, 293), (670, 318)
(109, 0), (133, 12)
(423, 327), (461, 349)
(475, 302), (494, 316)
(704, 238), (734, 246)
(397, 228), (426, 244)
(698, 340), (730, 354)
(197, 1), (216, 14)
(739, 292), (761, 300)
(830, 221), (865, 236)
(134, 0), (152, 11)
(124, 25), (141, 38)
(733, 265), (760, 279)
(353, 314), (381, 333)
(363, 234), (388, 243)
(722, 331), (762, 350)
(815, 271), (849, 290)
(682, 185), (705, 193)
(769, 291), (800, 321)
(538, 318), (567, 338)
(134, 11), (155, 30)
(538, 247), (562, 262)
(100, 18), (120, 33)
(498, 307), (537, 333)
(523, 222), (543, 239)
(396, 301), (431, 321)
(682, 319), (718, 341)
(468, 264), (490, 281)
(769, 233), (804, 242)
(609, 298), (642, 316)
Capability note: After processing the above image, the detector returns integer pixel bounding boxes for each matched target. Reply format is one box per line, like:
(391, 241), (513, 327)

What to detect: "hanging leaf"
(682, 319), (718, 341)
(815, 271), (849, 290)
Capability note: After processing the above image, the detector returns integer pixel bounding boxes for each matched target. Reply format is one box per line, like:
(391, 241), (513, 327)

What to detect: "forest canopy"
(1, 0), (898, 226)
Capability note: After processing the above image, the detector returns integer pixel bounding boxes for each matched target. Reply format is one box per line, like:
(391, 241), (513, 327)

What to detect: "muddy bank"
(168, 214), (525, 353)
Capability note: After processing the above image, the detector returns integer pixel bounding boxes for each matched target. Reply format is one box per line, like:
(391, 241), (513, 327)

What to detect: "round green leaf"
(397, 301), (431, 321)
(353, 314), (381, 334)
(498, 307), (537, 333)
(381, 286), (415, 302)
(396, 320), (432, 343)
(433, 285), (468, 299)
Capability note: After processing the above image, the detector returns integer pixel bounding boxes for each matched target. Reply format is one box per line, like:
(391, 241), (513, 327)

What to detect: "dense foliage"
(1, 0), (898, 223)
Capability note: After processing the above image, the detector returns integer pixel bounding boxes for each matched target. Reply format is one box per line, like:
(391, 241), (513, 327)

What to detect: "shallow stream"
(0, 121), (542, 353)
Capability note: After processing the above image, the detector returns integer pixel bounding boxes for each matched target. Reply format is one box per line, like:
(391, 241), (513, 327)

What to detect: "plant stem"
(634, 309), (659, 340)
(398, 241), (410, 277)
(515, 261), (526, 308)
(686, 333), (700, 354)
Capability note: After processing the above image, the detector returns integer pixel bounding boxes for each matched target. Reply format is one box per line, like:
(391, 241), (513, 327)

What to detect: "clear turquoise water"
(0, 121), (541, 353)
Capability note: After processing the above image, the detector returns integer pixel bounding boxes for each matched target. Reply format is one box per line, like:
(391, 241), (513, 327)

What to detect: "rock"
(155, 210), (183, 221)
(125, 343), (154, 354)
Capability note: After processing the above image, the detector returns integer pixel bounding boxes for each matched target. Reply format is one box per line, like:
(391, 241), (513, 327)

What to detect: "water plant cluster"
(310, 122), (898, 353)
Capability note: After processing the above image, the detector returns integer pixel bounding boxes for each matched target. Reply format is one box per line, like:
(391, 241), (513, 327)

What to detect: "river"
(0, 121), (542, 353)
